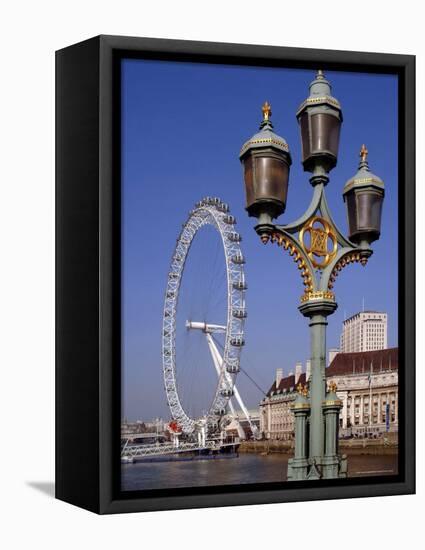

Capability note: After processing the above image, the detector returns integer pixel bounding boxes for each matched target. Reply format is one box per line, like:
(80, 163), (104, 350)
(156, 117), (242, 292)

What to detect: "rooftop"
(343, 311), (387, 323)
(327, 347), (398, 376)
(264, 347), (398, 399)
(266, 372), (307, 397)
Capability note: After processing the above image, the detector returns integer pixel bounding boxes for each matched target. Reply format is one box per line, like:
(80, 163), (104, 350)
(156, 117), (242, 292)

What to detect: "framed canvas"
(56, 35), (415, 514)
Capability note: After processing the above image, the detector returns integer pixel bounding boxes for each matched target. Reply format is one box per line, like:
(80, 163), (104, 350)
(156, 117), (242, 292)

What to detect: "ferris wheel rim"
(162, 197), (246, 434)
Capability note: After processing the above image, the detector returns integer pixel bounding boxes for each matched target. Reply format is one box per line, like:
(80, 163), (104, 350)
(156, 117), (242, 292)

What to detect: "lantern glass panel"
(299, 112), (311, 162)
(346, 193), (358, 235)
(310, 112), (340, 156)
(243, 156), (255, 207)
(356, 191), (383, 232)
(254, 156), (288, 203)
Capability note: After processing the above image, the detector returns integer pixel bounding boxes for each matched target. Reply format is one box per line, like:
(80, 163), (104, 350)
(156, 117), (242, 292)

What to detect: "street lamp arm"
(256, 181), (375, 302)
(276, 183), (324, 234)
(266, 227), (318, 295)
(272, 183), (374, 298)
(318, 245), (372, 292)
(318, 188), (355, 249)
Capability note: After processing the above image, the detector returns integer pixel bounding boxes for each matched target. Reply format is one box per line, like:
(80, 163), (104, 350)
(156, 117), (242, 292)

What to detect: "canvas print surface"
(120, 59), (398, 492)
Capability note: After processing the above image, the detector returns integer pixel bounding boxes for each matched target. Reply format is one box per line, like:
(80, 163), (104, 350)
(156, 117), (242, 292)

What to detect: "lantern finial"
(262, 101), (272, 121)
(360, 144), (368, 163)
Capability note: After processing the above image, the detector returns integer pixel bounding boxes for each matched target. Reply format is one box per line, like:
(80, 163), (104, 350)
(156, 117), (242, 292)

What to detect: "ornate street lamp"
(296, 70), (343, 174)
(239, 101), (292, 223)
(240, 71), (384, 480)
(343, 144), (385, 246)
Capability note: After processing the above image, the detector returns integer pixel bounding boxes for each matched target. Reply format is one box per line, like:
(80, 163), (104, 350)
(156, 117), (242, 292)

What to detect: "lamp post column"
(309, 314), (327, 464)
(323, 383), (343, 478)
(299, 299), (337, 478)
(287, 386), (310, 480)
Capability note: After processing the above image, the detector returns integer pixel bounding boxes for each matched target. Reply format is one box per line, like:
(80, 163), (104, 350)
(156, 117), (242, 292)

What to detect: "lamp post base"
(322, 455), (341, 479)
(287, 455), (348, 481)
(287, 457), (309, 481)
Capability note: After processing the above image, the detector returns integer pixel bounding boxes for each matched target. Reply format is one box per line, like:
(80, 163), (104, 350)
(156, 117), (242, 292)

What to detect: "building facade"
(259, 348), (398, 440)
(328, 347), (398, 437)
(259, 364), (306, 440)
(340, 311), (387, 353)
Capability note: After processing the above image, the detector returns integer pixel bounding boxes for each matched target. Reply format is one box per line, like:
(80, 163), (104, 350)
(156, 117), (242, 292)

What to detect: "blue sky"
(121, 59), (398, 421)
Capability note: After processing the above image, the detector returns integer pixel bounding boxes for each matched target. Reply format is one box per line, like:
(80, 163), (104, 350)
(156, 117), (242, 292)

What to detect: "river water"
(121, 452), (398, 492)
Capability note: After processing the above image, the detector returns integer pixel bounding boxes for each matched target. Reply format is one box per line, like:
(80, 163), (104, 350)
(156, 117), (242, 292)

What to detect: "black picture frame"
(56, 34), (415, 514)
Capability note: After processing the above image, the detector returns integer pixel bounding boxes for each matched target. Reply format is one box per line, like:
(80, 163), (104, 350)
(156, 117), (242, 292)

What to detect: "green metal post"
(287, 393), (310, 480)
(299, 299), (337, 479)
(294, 409), (307, 459)
(309, 313), (328, 464)
(322, 387), (343, 478)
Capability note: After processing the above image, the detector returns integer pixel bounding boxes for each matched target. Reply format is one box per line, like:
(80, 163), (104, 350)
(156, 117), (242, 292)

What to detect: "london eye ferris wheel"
(162, 197), (255, 439)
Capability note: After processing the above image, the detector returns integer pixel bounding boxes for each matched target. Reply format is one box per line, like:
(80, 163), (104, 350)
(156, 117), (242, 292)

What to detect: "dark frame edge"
(55, 34), (415, 515)
(399, 54), (415, 495)
(55, 35), (102, 514)
(101, 480), (414, 515)
(98, 36), (416, 514)
(99, 34), (414, 70)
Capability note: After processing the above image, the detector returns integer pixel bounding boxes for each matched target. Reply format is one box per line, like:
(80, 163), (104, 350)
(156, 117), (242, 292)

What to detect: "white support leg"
(205, 331), (258, 439)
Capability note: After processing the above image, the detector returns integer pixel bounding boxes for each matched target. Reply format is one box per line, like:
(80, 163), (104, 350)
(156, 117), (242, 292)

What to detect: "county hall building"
(259, 347), (398, 440)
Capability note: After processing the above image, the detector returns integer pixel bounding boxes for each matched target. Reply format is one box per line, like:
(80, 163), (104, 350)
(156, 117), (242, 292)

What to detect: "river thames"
(121, 452), (398, 491)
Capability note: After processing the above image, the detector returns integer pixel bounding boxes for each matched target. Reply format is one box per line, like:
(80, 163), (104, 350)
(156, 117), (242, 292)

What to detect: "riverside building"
(259, 363), (306, 440)
(328, 347), (398, 437)
(259, 348), (398, 440)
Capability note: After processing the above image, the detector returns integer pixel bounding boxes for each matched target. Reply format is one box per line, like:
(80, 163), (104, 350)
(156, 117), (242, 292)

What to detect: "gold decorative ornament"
(300, 290), (335, 303)
(327, 252), (362, 290)
(302, 385), (309, 397)
(322, 399), (342, 407)
(292, 401), (311, 410)
(360, 143), (368, 162)
(297, 382), (304, 394)
(296, 95), (341, 115)
(240, 137), (289, 155)
(328, 381), (337, 393)
(262, 101), (272, 121)
(299, 216), (337, 269)
(267, 232), (314, 293)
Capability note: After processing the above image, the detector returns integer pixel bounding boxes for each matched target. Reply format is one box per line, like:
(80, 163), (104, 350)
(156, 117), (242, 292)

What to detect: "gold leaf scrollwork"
(267, 232), (314, 296)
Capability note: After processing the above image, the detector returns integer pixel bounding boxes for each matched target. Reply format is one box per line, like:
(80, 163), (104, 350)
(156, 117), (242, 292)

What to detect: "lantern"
(343, 145), (385, 245)
(240, 102), (292, 221)
(296, 70), (342, 175)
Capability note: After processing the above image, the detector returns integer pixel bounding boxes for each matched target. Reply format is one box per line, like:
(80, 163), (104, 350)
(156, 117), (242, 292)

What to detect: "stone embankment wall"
(239, 434), (398, 455)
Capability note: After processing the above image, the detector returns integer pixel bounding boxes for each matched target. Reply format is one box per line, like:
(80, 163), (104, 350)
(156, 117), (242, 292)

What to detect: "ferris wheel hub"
(186, 321), (226, 333)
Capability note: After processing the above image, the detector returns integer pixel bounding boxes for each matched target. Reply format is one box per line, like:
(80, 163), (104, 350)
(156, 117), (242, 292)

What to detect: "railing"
(121, 440), (237, 459)
(121, 432), (164, 439)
